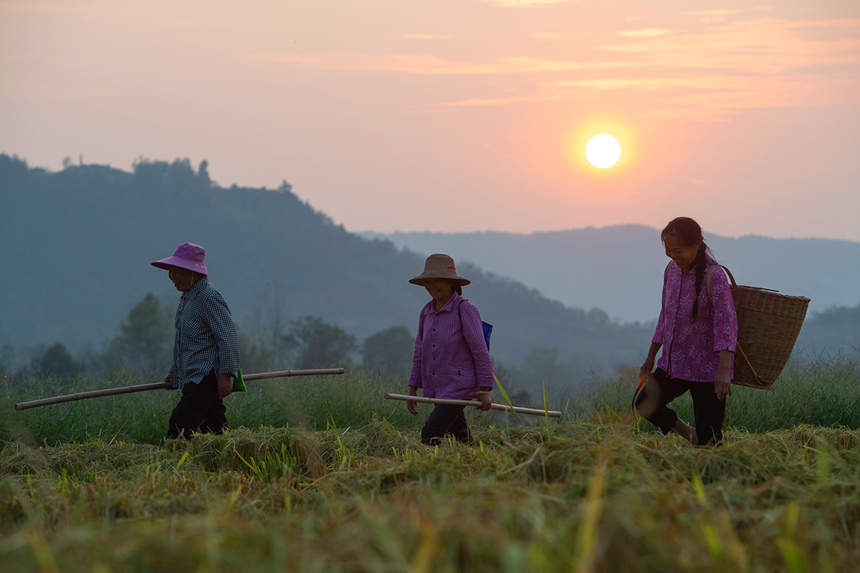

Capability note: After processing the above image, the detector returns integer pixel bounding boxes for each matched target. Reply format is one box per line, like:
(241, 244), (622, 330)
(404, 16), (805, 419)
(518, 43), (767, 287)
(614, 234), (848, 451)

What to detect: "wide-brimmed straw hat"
(151, 242), (209, 275)
(409, 254), (470, 286)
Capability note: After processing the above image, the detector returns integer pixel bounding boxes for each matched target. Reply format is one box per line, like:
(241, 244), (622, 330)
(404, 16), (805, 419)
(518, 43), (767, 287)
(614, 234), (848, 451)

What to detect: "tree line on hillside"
(2, 293), (599, 404)
(2, 153), (854, 402)
(0, 153), (656, 398)
(796, 303), (860, 357)
(7, 291), (853, 407)
(1, 293), (411, 380)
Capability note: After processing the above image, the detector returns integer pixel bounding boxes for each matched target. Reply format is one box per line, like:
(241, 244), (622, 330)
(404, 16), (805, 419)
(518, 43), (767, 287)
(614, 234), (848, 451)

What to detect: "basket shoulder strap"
(457, 297), (469, 331)
(705, 264), (734, 301)
(705, 264), (757, 384)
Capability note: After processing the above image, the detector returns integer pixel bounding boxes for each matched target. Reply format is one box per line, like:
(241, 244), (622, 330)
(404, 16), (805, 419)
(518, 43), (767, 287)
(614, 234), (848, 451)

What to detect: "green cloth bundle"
(232, 368), (247, 392)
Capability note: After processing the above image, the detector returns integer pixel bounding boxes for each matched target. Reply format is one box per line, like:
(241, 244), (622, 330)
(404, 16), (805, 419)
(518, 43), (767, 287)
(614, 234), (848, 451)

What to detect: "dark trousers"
(421, 405), (472, 446)
(634, 368), (725, 446)
(167, 372), (228, 439)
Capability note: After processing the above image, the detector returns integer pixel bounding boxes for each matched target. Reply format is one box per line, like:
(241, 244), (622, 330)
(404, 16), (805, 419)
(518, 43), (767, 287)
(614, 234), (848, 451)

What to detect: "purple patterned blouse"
(408, 292), (495, 399)
(652, 256), (738, 383)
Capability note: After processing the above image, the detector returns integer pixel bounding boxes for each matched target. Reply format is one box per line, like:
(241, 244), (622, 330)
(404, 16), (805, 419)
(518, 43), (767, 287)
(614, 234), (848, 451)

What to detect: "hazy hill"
(3, 153), (852, 390)
(0, 155), (652, 382)
(364, 228), (860, 325)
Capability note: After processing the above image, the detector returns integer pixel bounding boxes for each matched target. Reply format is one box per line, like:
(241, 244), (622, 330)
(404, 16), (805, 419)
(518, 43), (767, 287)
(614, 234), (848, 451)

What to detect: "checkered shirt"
(170, 277), (240, 389)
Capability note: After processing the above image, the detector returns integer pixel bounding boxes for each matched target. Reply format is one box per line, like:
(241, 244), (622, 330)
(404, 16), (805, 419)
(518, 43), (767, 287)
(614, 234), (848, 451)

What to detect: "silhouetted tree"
(30, 343), (80, 379)
(797, 303), (860, 354)
(515, 347), (576, 397)
(131, 157), (210, 192)
(283, 316), (358, 369)
(197, 159), (211, 187)
(362, 326), (414, 377)
(246, 281), (291, 358)
(105, 293), (172, 372)
(236, 329), (272, 374)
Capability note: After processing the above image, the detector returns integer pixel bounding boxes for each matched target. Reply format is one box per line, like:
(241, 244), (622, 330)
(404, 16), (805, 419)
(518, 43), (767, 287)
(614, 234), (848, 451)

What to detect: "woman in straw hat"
(406, 254), (494, 445)
(634, 217), (737, 446)
(152, 242), (240, 439)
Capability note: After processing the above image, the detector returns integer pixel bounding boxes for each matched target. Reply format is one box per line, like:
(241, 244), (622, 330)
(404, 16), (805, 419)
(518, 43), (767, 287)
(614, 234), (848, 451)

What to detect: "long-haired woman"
(634, 217), (738, 446)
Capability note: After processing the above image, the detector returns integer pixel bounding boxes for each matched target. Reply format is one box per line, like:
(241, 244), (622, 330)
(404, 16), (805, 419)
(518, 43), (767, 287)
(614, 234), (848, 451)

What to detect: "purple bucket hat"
(151, 242), (209, 275)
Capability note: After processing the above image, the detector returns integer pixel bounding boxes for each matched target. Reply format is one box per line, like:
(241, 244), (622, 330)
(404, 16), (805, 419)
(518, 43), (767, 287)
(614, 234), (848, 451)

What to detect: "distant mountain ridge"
(0, 154), (651, 383)
(1, 153), (854, 389)
(362, 227), (860, 324)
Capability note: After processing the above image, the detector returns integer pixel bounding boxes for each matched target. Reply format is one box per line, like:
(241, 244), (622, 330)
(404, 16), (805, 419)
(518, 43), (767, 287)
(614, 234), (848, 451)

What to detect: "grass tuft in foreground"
(0, 354), (858, 571)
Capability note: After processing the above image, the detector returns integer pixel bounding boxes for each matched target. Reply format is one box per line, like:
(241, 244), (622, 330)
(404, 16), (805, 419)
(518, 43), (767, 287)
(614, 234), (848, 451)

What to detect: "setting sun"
(585, 134), (622, 169)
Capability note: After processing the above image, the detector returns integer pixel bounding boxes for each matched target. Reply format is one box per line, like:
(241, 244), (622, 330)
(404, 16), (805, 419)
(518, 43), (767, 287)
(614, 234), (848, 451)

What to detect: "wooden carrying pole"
(14, 368), (346, 411)
(384, 393), (562, 418)
(15, 382), (166, 411)
(243, 368), (344, 381)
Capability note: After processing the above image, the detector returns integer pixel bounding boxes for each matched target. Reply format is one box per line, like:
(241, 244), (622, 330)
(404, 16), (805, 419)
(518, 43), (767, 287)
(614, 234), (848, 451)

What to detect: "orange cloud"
(246, 13), (860, 121)
(531, 31), (583, 41)
(246, 52), (633, 75)
(479, 0), (572, 7)
(400, 34), (450, 40)
(618, 28), (673, 38)
(550, 74), (858, 121)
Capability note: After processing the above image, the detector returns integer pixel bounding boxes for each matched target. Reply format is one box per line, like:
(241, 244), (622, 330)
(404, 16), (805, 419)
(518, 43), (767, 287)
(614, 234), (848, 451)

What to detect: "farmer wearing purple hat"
(152, 242), (240, 439)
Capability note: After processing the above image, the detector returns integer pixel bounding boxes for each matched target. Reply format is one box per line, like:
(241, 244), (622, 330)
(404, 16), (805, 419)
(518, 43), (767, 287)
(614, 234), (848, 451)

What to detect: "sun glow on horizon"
(569, 123), (633, 176)
(585, 133), (622, 169)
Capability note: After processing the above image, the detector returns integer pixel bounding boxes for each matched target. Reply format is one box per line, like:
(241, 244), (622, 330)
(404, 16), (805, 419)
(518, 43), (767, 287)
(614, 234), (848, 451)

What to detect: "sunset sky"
(2, 0), (859, 241)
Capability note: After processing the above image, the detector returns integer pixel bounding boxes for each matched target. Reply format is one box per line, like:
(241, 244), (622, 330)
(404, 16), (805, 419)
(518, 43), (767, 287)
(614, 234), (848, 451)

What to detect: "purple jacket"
(652, 256), (738, 382)
(408, 292), (495, 399)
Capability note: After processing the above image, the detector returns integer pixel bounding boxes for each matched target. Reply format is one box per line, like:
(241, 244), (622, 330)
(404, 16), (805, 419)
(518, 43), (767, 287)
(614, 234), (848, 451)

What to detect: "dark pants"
(634, 368), (725, 446)
(167, 372), (228, 439)
(421, 405), (472, 446)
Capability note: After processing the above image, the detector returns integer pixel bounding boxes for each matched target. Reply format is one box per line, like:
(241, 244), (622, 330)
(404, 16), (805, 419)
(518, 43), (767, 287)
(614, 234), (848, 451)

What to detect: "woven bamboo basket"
(719, 266), (810, 390)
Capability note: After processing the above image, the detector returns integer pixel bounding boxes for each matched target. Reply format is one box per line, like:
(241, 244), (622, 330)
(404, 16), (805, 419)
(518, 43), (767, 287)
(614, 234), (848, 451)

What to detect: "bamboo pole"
(384, 393), (562, 418)
(15, 383), (166, 411)
(14, 368), (346, 411)
(243, 368), (344, 381)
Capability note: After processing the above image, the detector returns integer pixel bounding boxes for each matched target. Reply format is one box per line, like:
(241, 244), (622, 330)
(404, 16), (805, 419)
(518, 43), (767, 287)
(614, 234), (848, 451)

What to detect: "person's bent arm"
(205, 292), (240, 398)
(715, 350), (733, 401)
(459, 302), (494, 391)
(640, 342), (662, 379)
(406, 310), (426, 416)
(477, 388), (491, 411)
(217, 373), (233, 400)
(406, 385), (419, 415)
